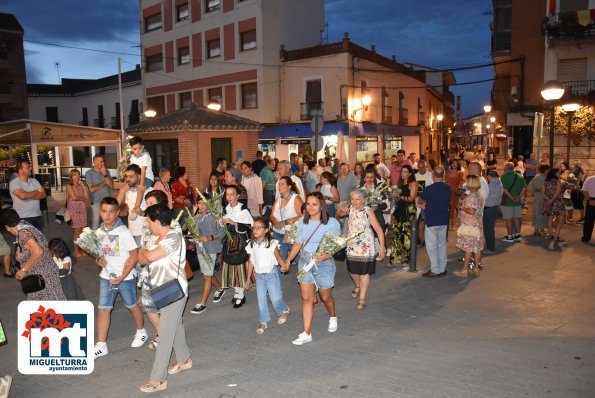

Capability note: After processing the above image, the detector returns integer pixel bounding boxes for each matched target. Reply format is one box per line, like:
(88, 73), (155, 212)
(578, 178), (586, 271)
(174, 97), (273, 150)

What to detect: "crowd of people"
(1, 138), (594, 393)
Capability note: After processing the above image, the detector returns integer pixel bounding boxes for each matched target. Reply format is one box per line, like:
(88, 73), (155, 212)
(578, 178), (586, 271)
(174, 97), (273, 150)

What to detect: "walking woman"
(171, 166), (194, 212)
(269, 176), (303, 260)
(542, 168), (565, 241)
(285, 192), (341, 345)
(1, 209), (66, 300)
(336, 189), (385, 310)
(66, 169), (90, 257)
(138, 205), (191, 393)
(390, 165), (418, 267)
(319, 172), (340, 218)
(453, 175), (484, 277)
(527, 164), (550, 237)
(445, 159), (465, 229)
(221, 185), (254, 308)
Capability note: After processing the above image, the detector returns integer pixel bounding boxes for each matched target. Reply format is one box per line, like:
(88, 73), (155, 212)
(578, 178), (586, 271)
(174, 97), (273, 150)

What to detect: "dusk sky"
(2, 0), (494, 118)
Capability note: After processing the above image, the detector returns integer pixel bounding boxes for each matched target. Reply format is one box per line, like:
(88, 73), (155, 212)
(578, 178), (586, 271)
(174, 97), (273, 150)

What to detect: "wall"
(544, 41), (595, 81)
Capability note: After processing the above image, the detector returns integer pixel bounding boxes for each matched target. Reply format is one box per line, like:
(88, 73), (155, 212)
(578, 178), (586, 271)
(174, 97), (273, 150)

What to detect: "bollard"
(409, 215), (419, 272)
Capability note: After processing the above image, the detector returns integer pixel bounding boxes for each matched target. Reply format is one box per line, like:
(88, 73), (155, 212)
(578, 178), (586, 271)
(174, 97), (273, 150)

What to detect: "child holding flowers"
(244, 218), (290, 334)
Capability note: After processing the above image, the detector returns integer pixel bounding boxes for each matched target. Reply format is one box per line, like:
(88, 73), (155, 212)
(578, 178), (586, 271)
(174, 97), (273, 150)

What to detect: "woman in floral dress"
(542, 168), (565, 241)
(337, 189), (385, 310)
(454, 175), (484, 277)
(390, 165), (417, 267)
(66, 169), (89, 257)
(1, 209), (65, 300)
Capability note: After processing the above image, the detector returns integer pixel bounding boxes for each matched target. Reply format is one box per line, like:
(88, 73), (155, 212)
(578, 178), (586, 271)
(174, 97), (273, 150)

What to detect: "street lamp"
(540, 80), (565, 167)
(144, 109), (157, 118)
(483, 105), (492, 113)
(561, 102), (580, 163)
(436, 114), (444, 152)
(490, 116), (496, 123)
(207, 101), (222, 111)
(350, 95), (372, 119)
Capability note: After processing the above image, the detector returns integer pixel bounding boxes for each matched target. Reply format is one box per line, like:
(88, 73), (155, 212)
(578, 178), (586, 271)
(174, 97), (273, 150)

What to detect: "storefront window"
(356, 136), (378, 163)
(384, 136), (403, 159)
(258, 142), (276, 159)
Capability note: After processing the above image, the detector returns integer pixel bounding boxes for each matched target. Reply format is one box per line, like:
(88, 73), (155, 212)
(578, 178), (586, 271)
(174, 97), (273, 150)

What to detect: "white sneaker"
(131, 329), (148, 348)
(94, 343), (108, 359)
(0, 375), (12, 398)
(386, 248), (392, 257)
(328, 317), (338, 333)
(292, 332), (312, 345)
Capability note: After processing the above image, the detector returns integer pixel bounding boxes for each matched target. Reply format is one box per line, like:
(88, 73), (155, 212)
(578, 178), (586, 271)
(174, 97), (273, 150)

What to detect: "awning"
(259, 121), (421, 140)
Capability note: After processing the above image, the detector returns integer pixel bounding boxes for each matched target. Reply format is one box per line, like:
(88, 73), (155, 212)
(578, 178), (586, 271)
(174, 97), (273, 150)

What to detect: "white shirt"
(275, 175), (305, 202)
(415, 171), (434, 188)
(242, 174), (264, 217)
(125, 187), (153, 236)
(245, 239), (279, 274)
(95, 224), (138, 281)
(53, 256), (72, 270)
(130, 152), (154, 182)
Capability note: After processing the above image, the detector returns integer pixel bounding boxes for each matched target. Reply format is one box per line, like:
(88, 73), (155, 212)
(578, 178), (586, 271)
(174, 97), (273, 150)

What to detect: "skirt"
(346, 256), (376, 275)
(221, 262), (255, 289)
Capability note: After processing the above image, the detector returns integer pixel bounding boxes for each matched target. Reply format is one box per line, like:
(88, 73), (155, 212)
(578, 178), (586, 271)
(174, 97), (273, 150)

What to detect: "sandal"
(453, 269), (469, 277)
(167, 358), (192, 375)
(356, 299), (366, 310)
(351, 287), (360, 299)
(277, 308), (290, 325)
(139, 381), (167, 393)
(256, 323), (268, 334)
(147, 337), (158, 351)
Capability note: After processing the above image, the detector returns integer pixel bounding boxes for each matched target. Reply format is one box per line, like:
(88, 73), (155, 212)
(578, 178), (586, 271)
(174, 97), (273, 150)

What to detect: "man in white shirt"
(373, 153), (391, 182)
(9, 160), (46, 229)
(240, 160), (264, 217)
(275, 160), (305, 201)
(414, 159), (433, 246)
(117, 164), (153, 247)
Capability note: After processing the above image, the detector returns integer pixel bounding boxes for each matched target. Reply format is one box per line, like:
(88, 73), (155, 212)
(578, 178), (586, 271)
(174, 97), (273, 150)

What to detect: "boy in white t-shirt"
(93, 197), (147, 359)
(119, 136), (154, 217)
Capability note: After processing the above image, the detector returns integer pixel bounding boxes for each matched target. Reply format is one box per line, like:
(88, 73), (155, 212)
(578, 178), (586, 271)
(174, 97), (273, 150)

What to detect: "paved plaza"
(0, 195), (594, 397)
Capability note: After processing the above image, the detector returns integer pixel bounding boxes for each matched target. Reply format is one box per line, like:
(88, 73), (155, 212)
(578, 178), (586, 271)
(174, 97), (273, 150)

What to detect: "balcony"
(542, 11), (595, 43)
(382, 105), (393, 123)
(79, 120), (89, 126)
(398, 108), (408, 125)
(300, 101), (323, 120)
(418, 111), (426, 127)
(561, 80), (595, 99)
(110, 117), (121, 129)
(93, 118), (105, 128)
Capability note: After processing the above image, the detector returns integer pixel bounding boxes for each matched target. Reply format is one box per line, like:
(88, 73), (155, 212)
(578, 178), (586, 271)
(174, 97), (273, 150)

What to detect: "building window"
(146, 54), (163, 72)
(241, 82), (258, 109)
(147, 96), (166, 117)
(206, 0), (220, 13)
(0, 41), (7, 60)
(208, 87), (223, 105)
(145, 13), (162, 32)
(300, 79), (322, 119)
(81, 107), (88, 126)
(207, 38), (221, 58)
(177, 3), (189, 21)
(179, 91), (192, 108)
(45, 107), (59, 123)
(178, 46), (190, 65)
(240, 29), (256, 51)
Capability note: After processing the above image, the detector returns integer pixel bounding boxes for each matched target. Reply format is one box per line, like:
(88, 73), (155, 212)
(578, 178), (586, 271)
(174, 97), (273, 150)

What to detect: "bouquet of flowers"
(296, 228), (364, 283)
(195, 189), (233, 243)
(364, 181), (391, 207)
(183, 209), (212, 267)
(388, 185), (402, 206)
(76, 227), (103, 259)
(117, 137), (133, 182)
(289, 221), (299, 242)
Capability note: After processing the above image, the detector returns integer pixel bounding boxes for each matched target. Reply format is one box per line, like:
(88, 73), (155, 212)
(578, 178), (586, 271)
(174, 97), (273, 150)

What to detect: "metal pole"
(409, 215), (419, 273)
(118, 57), (125, 155)
(549, 107), (555, 168)
(314, 115), (319, 161)
(566, 112), (572, 163)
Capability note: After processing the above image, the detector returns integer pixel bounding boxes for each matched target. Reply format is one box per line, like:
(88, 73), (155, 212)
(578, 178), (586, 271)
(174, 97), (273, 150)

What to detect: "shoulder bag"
(15, 230), (46, 294)
(149, 236), (185, 310)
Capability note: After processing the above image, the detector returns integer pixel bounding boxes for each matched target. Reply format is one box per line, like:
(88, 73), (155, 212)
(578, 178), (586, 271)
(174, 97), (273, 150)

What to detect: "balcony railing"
(300, 101), (323, 120)
(111, 117), (121, 129)
(79, 120), (89, 126)
(561, 80), (595, 97)
(382, 105), (392, 123)
(93, 118), (105, 128)
(398, 108), (408, 125)
(542, 11), (595, 42)
(418, 111), (426, 127)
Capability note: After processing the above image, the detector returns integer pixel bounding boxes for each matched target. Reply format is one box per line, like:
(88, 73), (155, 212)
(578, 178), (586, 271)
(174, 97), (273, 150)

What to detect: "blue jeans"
(482, 206), (499, 251)
(255, 268), (287, 324)
(424, 225), (447, 274)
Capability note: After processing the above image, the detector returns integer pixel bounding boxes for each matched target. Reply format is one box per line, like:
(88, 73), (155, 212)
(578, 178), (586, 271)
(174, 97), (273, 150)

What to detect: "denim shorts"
(98, 277), (138, 309)
(297, 255), (336, 289)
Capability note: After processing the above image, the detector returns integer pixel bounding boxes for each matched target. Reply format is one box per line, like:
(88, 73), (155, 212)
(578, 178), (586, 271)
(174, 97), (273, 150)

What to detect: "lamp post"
(144, 109), (157, 118)
(561, 103), (580, 164)
(437, 113), (443, 155)
(540, 80), (565, 168)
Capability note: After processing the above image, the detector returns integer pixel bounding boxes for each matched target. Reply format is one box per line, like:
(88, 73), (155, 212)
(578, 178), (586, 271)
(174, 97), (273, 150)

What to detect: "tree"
(544, 105), (595, 146)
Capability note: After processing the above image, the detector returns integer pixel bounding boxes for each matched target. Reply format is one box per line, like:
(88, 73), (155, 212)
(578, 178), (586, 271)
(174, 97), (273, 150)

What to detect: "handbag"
(149, 235), (185, 311)
(456, 225), (481, 239)
(21, 274), (46, 294)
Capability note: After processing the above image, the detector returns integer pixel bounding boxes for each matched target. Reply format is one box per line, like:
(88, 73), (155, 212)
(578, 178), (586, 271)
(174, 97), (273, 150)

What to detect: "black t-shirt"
(251, 159), (266, 176)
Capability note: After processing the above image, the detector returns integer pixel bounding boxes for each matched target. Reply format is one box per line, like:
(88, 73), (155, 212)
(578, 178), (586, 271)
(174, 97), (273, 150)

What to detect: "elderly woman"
(285, 192), (341, 345)
(171, 166), (194, 211)
(542, 168), (565, 241)
(527, 164), (550, 237)
(270, 176), (303, 260)
(390, 165), (418, 267)
(454, 175), (484, 277)
(138, 205), (191, 393)
(66, 169), (90, 257)
(152, 168), (173, 209)
(1, 208), (65, 300)
(336, 189), (385, 310)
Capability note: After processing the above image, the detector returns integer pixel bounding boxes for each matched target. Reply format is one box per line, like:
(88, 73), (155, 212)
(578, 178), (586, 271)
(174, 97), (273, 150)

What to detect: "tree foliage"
(544, 105), (595, 146)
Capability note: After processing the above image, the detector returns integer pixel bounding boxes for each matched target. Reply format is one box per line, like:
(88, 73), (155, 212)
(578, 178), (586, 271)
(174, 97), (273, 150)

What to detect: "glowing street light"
(207, 101), (222, 111)
(483, 105), (492, 113)
(541, 80), (565, 167)
(144, 109), (157, 118)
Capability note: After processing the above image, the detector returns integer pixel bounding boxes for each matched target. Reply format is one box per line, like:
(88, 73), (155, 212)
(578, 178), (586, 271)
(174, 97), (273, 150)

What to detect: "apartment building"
(0, 13), (27, 121)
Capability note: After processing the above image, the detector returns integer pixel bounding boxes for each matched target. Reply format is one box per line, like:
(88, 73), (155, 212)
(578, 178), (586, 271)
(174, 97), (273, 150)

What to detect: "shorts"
(98, 277), (138, 309)
(500, 205), (521, 220)
(297, 255), (336, 289)
(198, 252), (217, 276)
